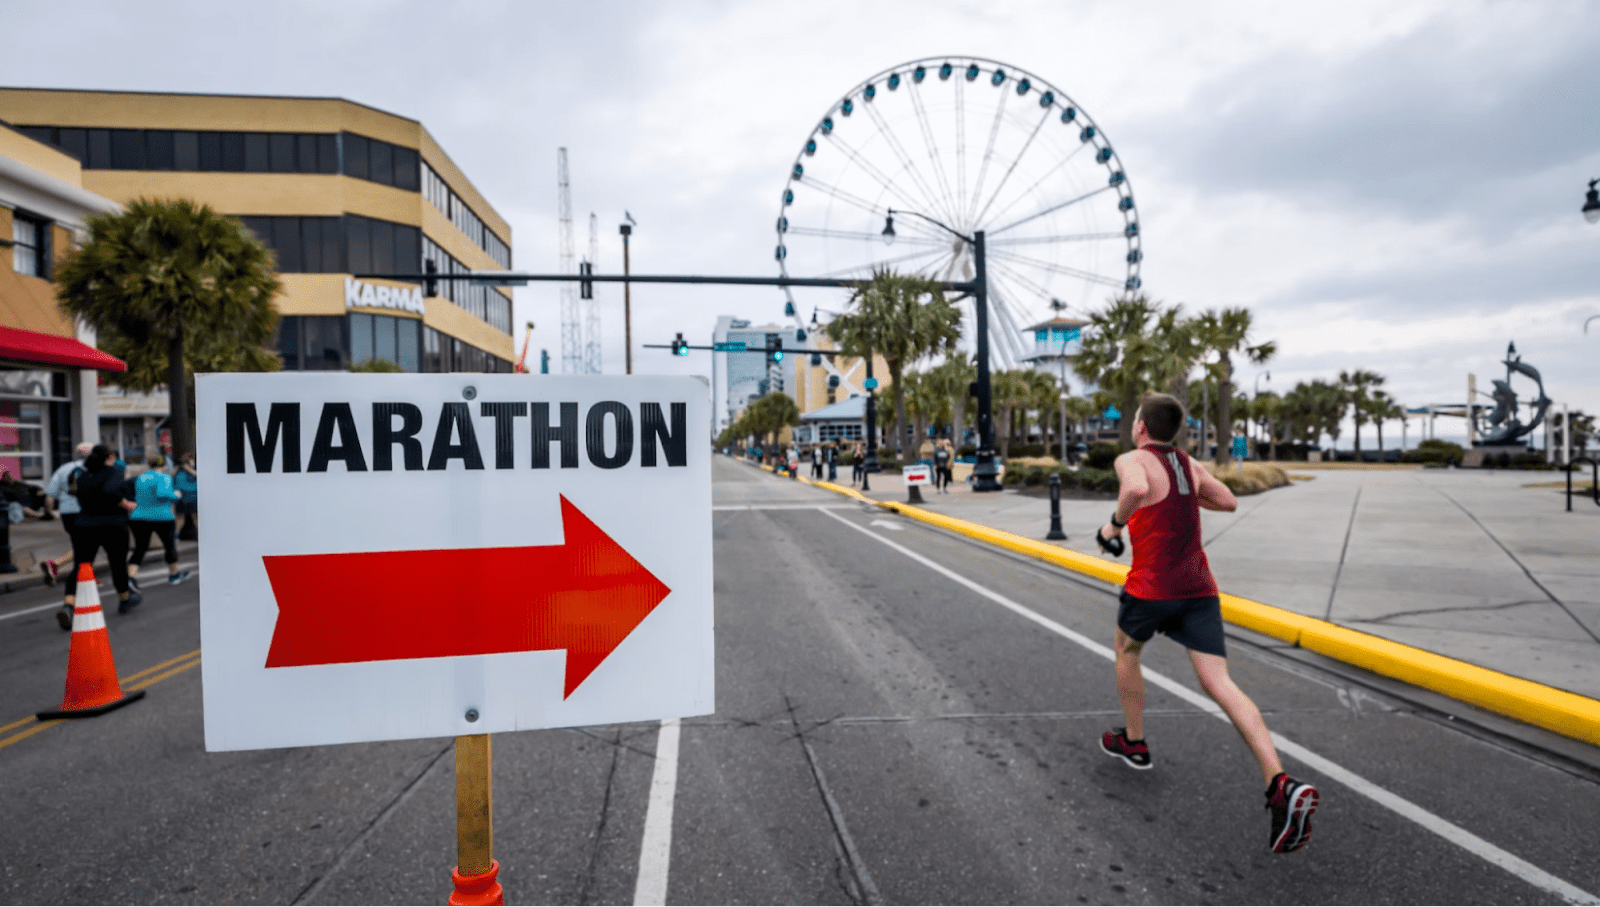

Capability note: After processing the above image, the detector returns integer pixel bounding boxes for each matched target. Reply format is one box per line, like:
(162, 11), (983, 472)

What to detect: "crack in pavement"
(784, 694), (882, 906)
(576, 727), (624, 905)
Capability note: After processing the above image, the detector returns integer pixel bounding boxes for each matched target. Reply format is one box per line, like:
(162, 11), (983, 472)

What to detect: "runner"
(43, 442), (94, 629)
(933, 440), (954, 493)
(1096, 392), (1319, 854)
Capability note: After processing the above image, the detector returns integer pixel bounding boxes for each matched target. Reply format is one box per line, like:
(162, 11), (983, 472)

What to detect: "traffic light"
(578, 261), (593, 300)
(424, 259), (438, 297)
(766, 332), (784, 362)
(671, 333), (690, 356)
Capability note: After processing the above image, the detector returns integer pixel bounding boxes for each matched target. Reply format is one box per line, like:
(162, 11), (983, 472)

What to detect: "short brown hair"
(1136, 392), (1186, 444)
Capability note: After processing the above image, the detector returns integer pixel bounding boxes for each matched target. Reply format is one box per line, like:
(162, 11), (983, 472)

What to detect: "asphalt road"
(1, 456), (1597, 905)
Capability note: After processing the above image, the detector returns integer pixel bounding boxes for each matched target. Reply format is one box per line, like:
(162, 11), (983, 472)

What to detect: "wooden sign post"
(449, 734), (503, 905)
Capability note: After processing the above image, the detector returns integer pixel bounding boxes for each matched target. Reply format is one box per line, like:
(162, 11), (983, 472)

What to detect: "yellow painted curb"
(737, 457), (1600, 748)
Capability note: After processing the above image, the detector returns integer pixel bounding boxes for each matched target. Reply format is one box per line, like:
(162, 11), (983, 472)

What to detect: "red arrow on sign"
(261, 495), (670, 697)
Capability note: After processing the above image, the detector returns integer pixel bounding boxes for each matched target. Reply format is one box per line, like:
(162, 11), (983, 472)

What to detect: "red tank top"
(1125, 444), (1218, 600)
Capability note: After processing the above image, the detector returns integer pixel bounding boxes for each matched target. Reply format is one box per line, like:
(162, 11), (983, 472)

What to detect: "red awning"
(0, 325), (126, 372)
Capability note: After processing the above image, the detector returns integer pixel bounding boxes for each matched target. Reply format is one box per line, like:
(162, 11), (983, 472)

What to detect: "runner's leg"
(1113, 628), (1146, 741)
(1189, 650), (1283, 786)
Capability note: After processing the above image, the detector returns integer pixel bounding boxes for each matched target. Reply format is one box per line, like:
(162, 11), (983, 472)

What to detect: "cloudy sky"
(8, 0), (1598, 447)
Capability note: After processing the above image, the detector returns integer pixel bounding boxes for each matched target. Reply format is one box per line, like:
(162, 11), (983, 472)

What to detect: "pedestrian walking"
(826, 441), (838, 482)
(850, 444), (864, 486)
(128, 455), (190, 589)
(59, 445), (140, 622)
(43, 442), (94, 627)
(1095, 393), (1319, 854)
(811, 445), (823, 480)
(173, 453), (199, 541)
(933, 440), (954, 493)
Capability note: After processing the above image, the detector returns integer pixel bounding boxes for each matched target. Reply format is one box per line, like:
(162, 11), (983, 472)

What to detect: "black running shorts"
(1117, 589), (1227, 657)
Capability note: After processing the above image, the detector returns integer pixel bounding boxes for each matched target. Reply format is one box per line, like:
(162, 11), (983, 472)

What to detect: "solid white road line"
(633, 718), (682, 906)
(712, 504), (850, 511)
(817, 507), (1599, 906)
(0, 561), (201, 622)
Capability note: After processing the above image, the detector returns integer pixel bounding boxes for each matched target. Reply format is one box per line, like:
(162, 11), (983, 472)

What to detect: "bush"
(1085, 442), (1120, 470)
(1007, 442), (1047, 458)
(1400, 439), (1464, 464)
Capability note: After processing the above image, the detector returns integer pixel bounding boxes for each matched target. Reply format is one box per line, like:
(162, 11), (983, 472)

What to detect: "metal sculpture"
(1474, 341), (1551, 445)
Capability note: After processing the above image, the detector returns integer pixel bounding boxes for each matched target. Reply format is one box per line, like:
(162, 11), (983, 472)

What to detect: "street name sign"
(197, 374), (713, 752)
(711, 341), (747, 352)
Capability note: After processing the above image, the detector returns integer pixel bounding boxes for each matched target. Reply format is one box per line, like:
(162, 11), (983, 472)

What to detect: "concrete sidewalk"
(818, 461), (1600, 702)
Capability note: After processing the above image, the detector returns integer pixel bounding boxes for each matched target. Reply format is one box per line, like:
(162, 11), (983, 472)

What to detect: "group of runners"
(38, 442), (196, 630)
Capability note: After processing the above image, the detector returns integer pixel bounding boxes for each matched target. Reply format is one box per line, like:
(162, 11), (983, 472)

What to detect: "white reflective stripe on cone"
(72, 608), (106, 632)
(76, 576), (102, 611)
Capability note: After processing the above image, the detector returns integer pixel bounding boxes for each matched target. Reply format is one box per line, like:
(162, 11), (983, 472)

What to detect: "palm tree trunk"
(167, 331), (190, 460)
(890, 366), (907, 457)
(951, 394), (967, 449)
(1216, 365), (1234, 465)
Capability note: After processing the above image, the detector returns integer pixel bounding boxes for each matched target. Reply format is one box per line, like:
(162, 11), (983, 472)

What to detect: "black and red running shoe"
(1099, 728), (1152, 770)
(1266, 772), (1319, 853)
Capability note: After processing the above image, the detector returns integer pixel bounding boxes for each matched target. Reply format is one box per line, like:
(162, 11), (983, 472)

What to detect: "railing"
(1567, 456), (1599, 512)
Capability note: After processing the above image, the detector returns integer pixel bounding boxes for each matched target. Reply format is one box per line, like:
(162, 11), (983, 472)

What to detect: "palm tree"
(1253, 391), (1284, 461)
(926, 355), (976, 447)
(1338, 369), (1385, 456)
(1370, 389), (1403, 455)
(55, 198), (281, 460)
(825, 270), (963, 457)
(1190, 307), (1276, 465)
(1062, 395), (1098, 459)
(1025, 369), (1062, 455)
(902, 370), (949, 457)
(1074, 294), (1173, 450)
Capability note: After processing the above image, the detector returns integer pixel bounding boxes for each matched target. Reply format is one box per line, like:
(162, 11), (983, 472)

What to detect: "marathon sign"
(344, 276), (426, 315)
(196, 374), (714, 752)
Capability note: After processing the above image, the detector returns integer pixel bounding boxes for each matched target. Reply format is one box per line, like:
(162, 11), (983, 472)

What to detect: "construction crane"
(557, 148), (581, 374)
(583, 212), (602, 373)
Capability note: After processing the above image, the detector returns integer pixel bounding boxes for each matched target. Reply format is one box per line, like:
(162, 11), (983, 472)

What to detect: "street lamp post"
(883, 209), (1002, 491)
(1584, 178), (1600, 225)
(620, 215), (636, 374)
(862, 355), (877, 492)
(1253, 371), (1270, 460)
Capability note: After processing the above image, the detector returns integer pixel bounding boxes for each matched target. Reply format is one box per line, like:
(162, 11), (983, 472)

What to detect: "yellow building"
(1, 121), (124, 480)
(0, 88), (514, 373)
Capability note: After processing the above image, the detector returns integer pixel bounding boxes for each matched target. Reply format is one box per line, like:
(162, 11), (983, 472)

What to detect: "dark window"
(374, 313), (397, 364)
(392, 146), (419, 191)
(269, 134), (296, 173)
(350, 313), (374, 364)
(300, 218), (322, 273)
(57, 128), (87, 164)
(145, 130), (175, 170)
(276, 316), (301, 370)
(198, 132), (223, 170)
(110, 130), (145, 169)
(87, 129), (112, 169)
(273, 219), (302, 273)
(395, 224), (419, 273)
(173, 131), (198, 170)
(220, 133), (246, 171)
(371, 219), (395, 274)
(239, 216), (271, 244)
(344, 133), (369, 180)
(304, 316), (347, 370)
(346, 216), (372, 275)
(369, 140), (393, 187)
(17, 126), (52, 145)
(244, 133), (270, 172)
(296, 135), (318, 173)
(321, 216), (344, 271)
(396, 318), (420, 372)
(317, 134), (338, 174)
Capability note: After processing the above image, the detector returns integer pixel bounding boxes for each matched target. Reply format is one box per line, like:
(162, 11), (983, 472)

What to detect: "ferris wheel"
(775, 56), (1142, 390)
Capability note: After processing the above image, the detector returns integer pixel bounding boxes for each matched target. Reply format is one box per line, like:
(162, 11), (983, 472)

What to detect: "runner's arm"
(1192, 461), (1238, 512)
(1110, 451), (1152, 527)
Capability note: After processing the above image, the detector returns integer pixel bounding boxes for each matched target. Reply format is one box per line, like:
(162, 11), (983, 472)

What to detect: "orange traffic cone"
(36, 564), (146, 720)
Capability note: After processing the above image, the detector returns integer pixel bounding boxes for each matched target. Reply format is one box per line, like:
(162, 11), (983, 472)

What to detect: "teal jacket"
(131, 469), (178, 522)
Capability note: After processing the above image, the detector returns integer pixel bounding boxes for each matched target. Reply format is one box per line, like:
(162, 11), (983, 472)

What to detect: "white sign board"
(197, 374), (713, 752)
(902, 464), (932, 486)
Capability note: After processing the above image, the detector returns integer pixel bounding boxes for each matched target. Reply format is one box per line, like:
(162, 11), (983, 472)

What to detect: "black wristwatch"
(1109, 511), (1126, 529)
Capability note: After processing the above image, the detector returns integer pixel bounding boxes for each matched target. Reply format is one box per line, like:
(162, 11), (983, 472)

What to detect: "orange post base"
(448, 860), (503, 906)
